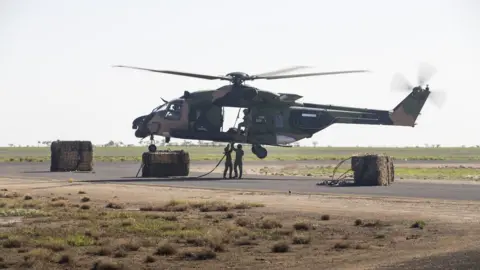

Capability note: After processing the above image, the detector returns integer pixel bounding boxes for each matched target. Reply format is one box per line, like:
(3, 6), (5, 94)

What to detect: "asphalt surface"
(1, 161), (480, 201)
(378, 249), (480, 270)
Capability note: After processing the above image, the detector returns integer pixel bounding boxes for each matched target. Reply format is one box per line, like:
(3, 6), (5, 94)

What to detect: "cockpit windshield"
(164, 100), (183, 120)
(152, 103), (167, 113)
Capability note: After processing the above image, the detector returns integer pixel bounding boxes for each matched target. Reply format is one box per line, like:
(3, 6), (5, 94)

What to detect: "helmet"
(237, 144), (242, 149)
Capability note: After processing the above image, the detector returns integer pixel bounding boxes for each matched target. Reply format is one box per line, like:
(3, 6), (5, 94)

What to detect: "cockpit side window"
(164, 101), (183, 120)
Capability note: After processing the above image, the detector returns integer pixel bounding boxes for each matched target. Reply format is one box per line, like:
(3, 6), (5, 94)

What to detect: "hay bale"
(141, 150), (190, 177)
(351, 153), (394, 186)
(50, 141), (93, 172)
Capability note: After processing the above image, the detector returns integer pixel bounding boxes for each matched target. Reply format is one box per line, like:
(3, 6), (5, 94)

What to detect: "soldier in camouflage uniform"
(233, 143), (244, 179)
(237, 108), (250, 138)
(223, 143), (233, 179)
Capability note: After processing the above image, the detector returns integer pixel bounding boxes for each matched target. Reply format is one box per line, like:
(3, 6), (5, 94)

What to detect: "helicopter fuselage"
(132, 85), (429, 159)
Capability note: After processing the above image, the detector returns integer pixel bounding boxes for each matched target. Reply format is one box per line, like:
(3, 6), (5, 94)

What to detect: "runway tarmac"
(1, 161), (480, 201)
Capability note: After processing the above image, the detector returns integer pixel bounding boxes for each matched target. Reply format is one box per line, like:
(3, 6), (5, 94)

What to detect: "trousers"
(223, 161), (233, 178)
(234, 162), (243, 179)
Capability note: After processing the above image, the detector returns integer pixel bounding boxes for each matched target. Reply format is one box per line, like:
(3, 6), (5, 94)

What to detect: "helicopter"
(115, 64), (445, 159)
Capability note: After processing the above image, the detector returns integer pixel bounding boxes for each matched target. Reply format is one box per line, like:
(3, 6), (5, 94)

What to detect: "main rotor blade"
(113, 65), (229, 81)
(417, 62), (437, 86)
(255, 70), (370, 80)
(429, 90), (446, 108)
(253, 65), (313, 77)
(390, 73), (413, 92)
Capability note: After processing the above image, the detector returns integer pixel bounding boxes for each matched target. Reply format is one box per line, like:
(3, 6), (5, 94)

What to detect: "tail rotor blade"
(418, 62), (437, 86)
(391, 73), (413, 92)
(429, 90), (446, 108)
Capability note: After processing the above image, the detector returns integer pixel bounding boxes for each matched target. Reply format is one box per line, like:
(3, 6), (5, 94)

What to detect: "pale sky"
(1, 0), (479, 147)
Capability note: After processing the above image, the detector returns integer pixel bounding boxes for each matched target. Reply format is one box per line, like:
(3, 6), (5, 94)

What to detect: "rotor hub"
(225, 72), (251, 85)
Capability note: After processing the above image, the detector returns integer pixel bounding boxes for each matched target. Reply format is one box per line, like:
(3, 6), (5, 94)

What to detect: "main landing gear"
(252, 144), (267, 159)
(147, 134), (170, 153)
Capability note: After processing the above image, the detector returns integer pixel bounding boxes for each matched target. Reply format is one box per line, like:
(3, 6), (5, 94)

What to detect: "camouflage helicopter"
(115, 64), (445, 159)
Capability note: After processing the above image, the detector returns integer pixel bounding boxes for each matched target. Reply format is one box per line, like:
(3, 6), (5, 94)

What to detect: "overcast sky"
(1, 0), (479, 147)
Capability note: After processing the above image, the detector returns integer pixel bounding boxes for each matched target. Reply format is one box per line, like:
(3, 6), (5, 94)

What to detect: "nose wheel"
(252, 144), (267, 159)
(148, 144), (157, 152)
(147, 135), (170, 153)
(148, 134), (157, 152)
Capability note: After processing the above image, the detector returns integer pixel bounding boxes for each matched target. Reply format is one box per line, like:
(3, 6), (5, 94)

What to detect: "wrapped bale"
(351, 153), (394, 186)
(50, 141), (93, 172)
(142, 150), (190, 177)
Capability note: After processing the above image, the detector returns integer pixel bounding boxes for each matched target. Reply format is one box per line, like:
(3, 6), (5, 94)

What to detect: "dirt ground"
(1, 177), (480, 270)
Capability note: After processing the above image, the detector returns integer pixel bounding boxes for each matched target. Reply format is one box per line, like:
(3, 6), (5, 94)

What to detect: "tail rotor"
(390, 63), (446, 108)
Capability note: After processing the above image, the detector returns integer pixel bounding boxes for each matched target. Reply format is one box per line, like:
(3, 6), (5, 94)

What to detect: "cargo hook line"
(195, 153), (226, 178)
(317, 156), (353, 186)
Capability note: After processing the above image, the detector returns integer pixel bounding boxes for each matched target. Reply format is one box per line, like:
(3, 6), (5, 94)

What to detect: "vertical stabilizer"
(390, 87), (430, 127)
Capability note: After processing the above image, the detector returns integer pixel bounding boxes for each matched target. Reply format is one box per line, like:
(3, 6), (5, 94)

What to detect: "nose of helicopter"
(132, 114), (151, 138)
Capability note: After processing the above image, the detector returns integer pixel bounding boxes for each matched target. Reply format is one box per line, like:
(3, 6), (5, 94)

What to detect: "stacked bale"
(50, 141), (93, 172)
(142, 150), (190, 177)
(351, 153), (394, 186)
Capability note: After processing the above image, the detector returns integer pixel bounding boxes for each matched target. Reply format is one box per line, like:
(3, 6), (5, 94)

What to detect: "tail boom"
(318, 87), (430, 127)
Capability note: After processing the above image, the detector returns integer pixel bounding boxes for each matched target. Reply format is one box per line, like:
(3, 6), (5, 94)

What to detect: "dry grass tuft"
(259, 219), (283, 229)
(272, 241), (290, 253)
(81, 197), (90, 203)
(293, 222), (311, 231)
(145, 255), (155, 263)
(91, 260), (124, 270)
(155, 243), (177, 256)
(181, 249), (217, 260)
(3, 238), (22, 248)
(105, 202), (124, 209)
(292, 234), (311, 244)
(57, 254), (73, 264)
(334, 242), (350, 250)
(235, 217), (253, 228)
(411, 220), (426, 229)
(50, 201), (67, 208)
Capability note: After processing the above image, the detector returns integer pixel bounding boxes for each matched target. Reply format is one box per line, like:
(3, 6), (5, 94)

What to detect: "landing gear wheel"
(252, 144), (267, 159)
(148, 144), (157, 152)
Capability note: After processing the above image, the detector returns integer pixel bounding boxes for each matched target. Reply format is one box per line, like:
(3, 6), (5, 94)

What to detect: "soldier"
(233, 143), (244, 179)
(237, 108), (250, 136)
(223, 143), (233, 179)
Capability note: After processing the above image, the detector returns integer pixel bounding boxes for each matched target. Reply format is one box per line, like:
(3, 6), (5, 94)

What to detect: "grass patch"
(139, 200), (264, 213)
(259, 165), (480, 180)
(5, 146), (480, 162)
